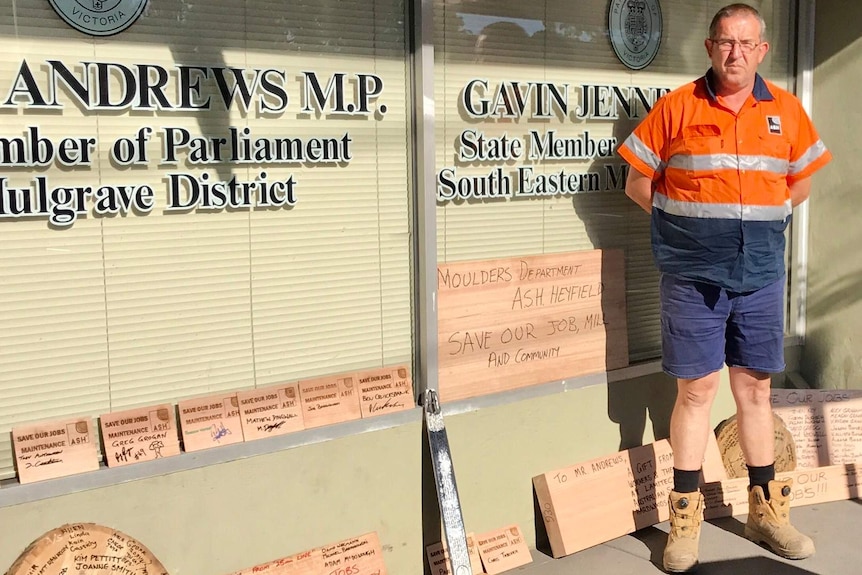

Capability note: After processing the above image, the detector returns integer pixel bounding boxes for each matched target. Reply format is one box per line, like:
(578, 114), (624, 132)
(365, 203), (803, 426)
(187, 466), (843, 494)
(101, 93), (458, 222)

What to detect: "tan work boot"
(663, 490), (704, 572)
(744, 479), (815, 559)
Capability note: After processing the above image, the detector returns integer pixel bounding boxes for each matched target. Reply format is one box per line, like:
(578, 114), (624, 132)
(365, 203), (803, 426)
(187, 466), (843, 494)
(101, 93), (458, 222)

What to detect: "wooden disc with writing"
(5, 523), (168, 575)
(714, 412), (797, 479)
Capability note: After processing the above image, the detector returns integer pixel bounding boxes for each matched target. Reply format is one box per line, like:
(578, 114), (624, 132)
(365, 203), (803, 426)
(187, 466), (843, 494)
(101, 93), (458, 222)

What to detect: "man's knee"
(677, 373), (721, 408)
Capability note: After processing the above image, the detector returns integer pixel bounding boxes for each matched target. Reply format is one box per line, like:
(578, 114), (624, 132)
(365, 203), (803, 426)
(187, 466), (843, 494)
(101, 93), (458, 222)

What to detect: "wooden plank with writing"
(714, 413), (797, 478)
(238, 384), (305, 441)
(358, 365), (414, 418)
(701, 477), (751, 519)
(299, 373), (362, 429)
(438, 250), (628, 402)
(321, 532), (387, 575)
(771, 389), (862, 468)
(99, 404), (180, 467)
(228, 548), (324, 575)
(178, 393), (244, 452)
(5, 523), (168, 575)
(533, 436), (726, 558)
(704, 464), (862, 518)
(12, 417), (99, 483)
(475, 525), (531, 574)
(426, 532), (484, 575)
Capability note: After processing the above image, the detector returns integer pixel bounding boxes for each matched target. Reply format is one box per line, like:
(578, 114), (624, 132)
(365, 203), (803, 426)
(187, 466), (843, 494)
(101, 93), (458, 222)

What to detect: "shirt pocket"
(757, 133), (791, 166)
(667, 124), (724, 194)
(757, 133), (791, 187)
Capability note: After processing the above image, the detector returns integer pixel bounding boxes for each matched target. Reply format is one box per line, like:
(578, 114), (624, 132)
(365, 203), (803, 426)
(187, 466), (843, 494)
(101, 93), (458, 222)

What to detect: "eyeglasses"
(710, 39), (761, 53)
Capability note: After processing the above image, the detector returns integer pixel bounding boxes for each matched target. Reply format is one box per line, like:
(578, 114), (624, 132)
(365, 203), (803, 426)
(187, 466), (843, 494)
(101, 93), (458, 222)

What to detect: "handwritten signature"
(210, 422), (232, 442)
(263, 421), (286, 433)
(368, 398), (405, 413)
(28, 457), (62, 468)
(35, 449), (63, 458)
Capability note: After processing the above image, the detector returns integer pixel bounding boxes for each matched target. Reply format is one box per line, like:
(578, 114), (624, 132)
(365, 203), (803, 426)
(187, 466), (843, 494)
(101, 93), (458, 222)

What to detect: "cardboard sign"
(358, 365), (414, 418)
(475, 525), (531, 574)
(425, 532), (483, 575)
(771, 389), (862, 468)
(178, 393), (244, 451)
(228, 549), (323, 575)
(99, 404), (180, 467)
(437, 249), (628, 402)
(299, 373), (362, 429)
(321, 532), (387, 575)
(12, 417), (99, 483)
(533, 436), (726, 558)
(5, 523), (168, 575)
(237, 384), (305, 441)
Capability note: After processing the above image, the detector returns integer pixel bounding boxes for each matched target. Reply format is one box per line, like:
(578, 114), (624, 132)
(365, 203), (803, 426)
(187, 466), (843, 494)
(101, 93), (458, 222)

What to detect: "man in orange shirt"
(617, 4), (831, 572)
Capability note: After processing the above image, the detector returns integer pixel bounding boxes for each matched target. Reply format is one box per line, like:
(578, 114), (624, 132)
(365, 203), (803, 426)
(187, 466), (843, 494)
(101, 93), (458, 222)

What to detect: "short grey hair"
(709, 3), (767, 42)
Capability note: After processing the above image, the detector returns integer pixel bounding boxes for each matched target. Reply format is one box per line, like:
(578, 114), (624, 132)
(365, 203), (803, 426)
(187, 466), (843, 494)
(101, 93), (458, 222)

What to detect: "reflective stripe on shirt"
(666, 153), (790, 175)
(653, 193), (792, 220)
(789, 140), (828, 176)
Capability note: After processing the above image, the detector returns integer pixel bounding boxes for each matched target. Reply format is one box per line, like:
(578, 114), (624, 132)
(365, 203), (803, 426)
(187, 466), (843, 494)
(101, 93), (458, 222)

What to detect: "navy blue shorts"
(659, 274), (786, 379)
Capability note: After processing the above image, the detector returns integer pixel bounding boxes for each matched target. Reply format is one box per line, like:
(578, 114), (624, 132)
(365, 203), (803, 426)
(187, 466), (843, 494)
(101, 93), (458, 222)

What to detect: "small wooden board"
(299, 373), (362, 429)
(227, 548), (323, 575)
(321, 532), (387, 575)
(237, 383), (305, 441)
(475, 524), (531, 574)
(426, 532), (484, 575)
(12, 417), (99, 483)
(178, 392), (244, 451)
(99, 404), (180, 467)
(357, 365), (414, 418)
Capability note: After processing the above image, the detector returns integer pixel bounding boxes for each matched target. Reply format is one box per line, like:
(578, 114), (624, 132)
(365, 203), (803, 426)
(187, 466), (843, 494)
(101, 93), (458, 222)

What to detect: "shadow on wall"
(813, 1), (862, 68)
(573, 115), (674, 451)
(607, 373), (675, 450)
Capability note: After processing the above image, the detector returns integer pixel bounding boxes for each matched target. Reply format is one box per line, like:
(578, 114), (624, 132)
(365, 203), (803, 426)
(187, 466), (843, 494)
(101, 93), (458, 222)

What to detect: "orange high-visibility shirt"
(618, 70), (831, 291)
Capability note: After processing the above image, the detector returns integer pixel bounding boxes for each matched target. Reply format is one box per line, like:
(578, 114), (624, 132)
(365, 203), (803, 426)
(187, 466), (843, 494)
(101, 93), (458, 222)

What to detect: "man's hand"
(625, 167), (654, 213)
(790, 176), (812, 207)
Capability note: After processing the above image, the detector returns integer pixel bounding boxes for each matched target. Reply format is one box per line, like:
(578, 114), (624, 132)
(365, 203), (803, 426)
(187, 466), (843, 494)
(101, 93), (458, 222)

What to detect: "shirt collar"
(704, 68), (774, 101)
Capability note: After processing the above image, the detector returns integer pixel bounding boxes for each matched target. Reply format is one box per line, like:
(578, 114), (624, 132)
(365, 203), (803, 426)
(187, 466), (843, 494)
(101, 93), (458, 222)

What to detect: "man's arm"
(625, 167), (654, 213)
(790, 176), (812, 207)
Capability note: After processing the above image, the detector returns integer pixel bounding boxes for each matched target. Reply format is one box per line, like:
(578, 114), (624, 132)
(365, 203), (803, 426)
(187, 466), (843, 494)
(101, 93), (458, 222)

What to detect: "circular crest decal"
(608, 0), (663, 70)
(48, 0), (148, 37)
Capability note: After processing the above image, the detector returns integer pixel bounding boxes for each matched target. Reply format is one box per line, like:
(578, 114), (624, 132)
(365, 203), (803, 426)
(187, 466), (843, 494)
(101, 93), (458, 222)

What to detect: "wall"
(0, 421), (424, 574)
(804, 1), (862, 389)
(0, 371), (742, 573)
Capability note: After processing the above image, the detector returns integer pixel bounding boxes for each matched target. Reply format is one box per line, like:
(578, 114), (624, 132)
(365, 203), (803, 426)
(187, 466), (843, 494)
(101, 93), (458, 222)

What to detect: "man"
(617, 4), (831, 572)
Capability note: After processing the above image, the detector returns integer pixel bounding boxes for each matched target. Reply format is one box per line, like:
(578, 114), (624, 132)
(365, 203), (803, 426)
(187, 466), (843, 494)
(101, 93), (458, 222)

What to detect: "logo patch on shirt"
(767, 116), (782, 135)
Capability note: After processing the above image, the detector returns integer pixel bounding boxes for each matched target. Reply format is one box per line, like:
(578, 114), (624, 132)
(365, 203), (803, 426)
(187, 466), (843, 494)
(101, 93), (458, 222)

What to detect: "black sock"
(673, 468), (701, 493)
(748, 463), (775, 499)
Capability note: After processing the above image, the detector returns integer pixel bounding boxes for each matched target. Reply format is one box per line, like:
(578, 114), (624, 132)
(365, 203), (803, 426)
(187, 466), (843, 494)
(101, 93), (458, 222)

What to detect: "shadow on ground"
(630, 524), (818, 575)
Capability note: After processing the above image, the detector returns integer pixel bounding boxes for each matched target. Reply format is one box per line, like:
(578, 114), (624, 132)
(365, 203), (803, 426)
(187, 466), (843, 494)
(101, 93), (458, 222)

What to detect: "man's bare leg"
(663, 371), (720, 572)
(670, 371), (721, 470)
(729, 367), (773, 467)
(731, 367), (815, 558)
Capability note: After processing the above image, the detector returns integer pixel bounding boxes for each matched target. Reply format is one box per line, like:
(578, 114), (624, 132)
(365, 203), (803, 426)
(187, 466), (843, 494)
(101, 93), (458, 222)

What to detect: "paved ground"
(519, 499), (861, 574)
